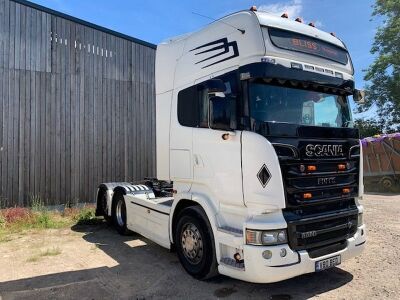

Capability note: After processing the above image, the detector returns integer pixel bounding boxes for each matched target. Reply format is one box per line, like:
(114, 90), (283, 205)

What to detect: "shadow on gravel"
(0, 222), (354, 300)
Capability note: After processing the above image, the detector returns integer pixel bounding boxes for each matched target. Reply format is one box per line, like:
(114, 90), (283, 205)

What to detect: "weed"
(73, 205), (100, 225)
(31, 195), (45, 212)
(0, 213), (5, 229)
(41, 246), (62, 256)
(27, 246), (62, 262)
(1, 207), (32, 224)
(90, 243), (99, 251)
(0, 203), (101, 240)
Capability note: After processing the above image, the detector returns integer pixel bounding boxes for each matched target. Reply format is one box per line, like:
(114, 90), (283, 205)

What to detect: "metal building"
(0, 0), (156, 207)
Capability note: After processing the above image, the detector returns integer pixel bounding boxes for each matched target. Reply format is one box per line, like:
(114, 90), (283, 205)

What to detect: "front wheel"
(112, 193), (129, 235)
(174, 206), (218, 280)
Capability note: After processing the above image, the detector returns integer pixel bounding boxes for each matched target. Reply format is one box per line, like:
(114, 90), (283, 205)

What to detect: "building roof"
(11, 0), (157, 49)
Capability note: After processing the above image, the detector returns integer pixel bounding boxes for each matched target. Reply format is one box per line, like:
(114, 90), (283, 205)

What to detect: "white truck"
(95, 7), (366, 283)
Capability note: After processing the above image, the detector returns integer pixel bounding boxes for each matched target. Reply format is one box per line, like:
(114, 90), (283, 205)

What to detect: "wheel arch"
(169, 193), (219, 247)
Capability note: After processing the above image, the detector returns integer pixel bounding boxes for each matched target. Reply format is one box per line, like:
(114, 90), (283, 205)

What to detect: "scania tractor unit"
(96, 8), (366, 283)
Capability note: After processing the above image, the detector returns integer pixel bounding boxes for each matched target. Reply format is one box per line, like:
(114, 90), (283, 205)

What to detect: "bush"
(74, 206), (99, 225)
(1, 207), (32, 224)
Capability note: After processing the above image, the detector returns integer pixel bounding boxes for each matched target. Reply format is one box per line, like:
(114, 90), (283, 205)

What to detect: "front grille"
(273, 141), (360, 254)
(281, 159), (360, 207)
(286, 209), (358, 250)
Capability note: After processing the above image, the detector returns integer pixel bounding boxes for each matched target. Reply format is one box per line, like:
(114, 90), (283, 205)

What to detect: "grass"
(27, 246), (62, 262)
(0, 196), (103, 243)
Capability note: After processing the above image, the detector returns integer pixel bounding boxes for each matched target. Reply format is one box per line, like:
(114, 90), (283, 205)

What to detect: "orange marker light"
(303, 193), (312, 199)
(249, 6), (257, 11)
(343, 188), (351, 194)
(281, 13), (289, 18)
(338, 164), (347, 170)
(307, 165), (317, 171)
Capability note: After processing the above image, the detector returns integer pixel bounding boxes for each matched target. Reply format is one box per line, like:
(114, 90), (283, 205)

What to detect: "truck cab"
(96, 8), (366, 283)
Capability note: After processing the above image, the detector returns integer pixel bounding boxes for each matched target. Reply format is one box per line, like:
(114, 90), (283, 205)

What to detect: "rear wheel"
(112, 193), (129, 235)
(174, 206), (218, 280)
(99, 190), (112, 224)
(380, 177), (395, 192)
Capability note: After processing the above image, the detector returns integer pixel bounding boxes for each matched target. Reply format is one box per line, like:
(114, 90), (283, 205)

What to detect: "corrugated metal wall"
(0, 0), (156, 207)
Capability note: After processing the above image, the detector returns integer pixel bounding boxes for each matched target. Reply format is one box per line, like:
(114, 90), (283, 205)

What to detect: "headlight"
(246, 229), (288, 246)
(358, 213), (363, 226)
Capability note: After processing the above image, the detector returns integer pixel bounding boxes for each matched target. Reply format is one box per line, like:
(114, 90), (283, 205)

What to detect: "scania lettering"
(95, 7), (366, 283)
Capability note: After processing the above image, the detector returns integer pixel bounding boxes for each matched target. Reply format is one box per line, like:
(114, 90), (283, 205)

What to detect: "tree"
(358, 0), (400, 131)
(354, 118), (383, 138)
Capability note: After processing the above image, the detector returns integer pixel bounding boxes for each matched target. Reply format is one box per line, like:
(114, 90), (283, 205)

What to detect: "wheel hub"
(116, 200), (125, 227)
(181, 223), (203, 264)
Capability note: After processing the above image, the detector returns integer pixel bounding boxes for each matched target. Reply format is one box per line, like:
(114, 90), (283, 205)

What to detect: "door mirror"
(199, 79), (226, 94)
(353, 89), (366, 104)
(209, 96), (235, 131)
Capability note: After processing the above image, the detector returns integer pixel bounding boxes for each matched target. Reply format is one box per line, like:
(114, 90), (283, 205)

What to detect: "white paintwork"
(241, 131), (286, 212)
(219, 225), (366, 283)
(156, 10), (354, 181)
(193, 129), (243, 208)
(125, 194), (172, 249)
(156, 91), (173, 180)
(98, 9), (365, 284)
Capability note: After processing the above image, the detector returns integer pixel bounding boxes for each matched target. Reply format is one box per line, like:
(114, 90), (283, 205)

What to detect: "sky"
(29, 0), (381, 118)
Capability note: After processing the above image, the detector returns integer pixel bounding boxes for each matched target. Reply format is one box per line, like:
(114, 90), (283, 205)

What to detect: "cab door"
(192, 72), (244, 208)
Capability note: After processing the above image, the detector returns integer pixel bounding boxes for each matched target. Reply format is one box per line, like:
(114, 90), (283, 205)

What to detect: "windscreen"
(249, 82), (353, 128)
(268, 27), (349, 65)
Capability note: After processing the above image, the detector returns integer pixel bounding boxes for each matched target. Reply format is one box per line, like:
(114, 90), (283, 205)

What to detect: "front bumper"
(218, 225), (366, 283)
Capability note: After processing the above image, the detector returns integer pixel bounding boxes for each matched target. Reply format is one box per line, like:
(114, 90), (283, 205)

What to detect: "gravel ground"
(0, 194), (399, 300)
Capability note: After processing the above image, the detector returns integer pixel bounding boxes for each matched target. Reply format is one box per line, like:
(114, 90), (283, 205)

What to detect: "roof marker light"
(304, 65), (314, 71)
(295, 17), (303, 23)
(261, 57), (276, 64)
(250, 6), (257, 11)
(281, 13), (289, 18)
(335, 72), (343, 79)
(291, 62), (303, 70)
(308, 22), (315, 27)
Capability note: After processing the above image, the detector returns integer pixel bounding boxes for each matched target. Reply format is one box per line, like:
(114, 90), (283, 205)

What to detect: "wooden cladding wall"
(0, 0), (156, 207)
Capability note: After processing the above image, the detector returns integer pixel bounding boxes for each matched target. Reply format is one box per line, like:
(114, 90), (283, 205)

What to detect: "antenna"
(191, 12), (245, 34)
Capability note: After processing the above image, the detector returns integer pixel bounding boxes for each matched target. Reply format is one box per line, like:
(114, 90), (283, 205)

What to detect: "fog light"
(280, 248), (287, 257)
(262, 250), (272, 259)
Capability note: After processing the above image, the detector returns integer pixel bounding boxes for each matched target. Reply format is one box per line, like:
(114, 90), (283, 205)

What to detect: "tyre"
(98, 189), (112, 224)
(174, 206), (218, 280)
(112, 193), (129, 235)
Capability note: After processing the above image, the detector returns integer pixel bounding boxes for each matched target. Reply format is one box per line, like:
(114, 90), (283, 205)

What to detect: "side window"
(177, 86), (199, 127)
(177, 71), (238, 128)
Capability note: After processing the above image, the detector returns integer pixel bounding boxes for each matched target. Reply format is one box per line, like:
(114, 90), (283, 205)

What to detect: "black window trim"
(177, 70), (241, 129)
